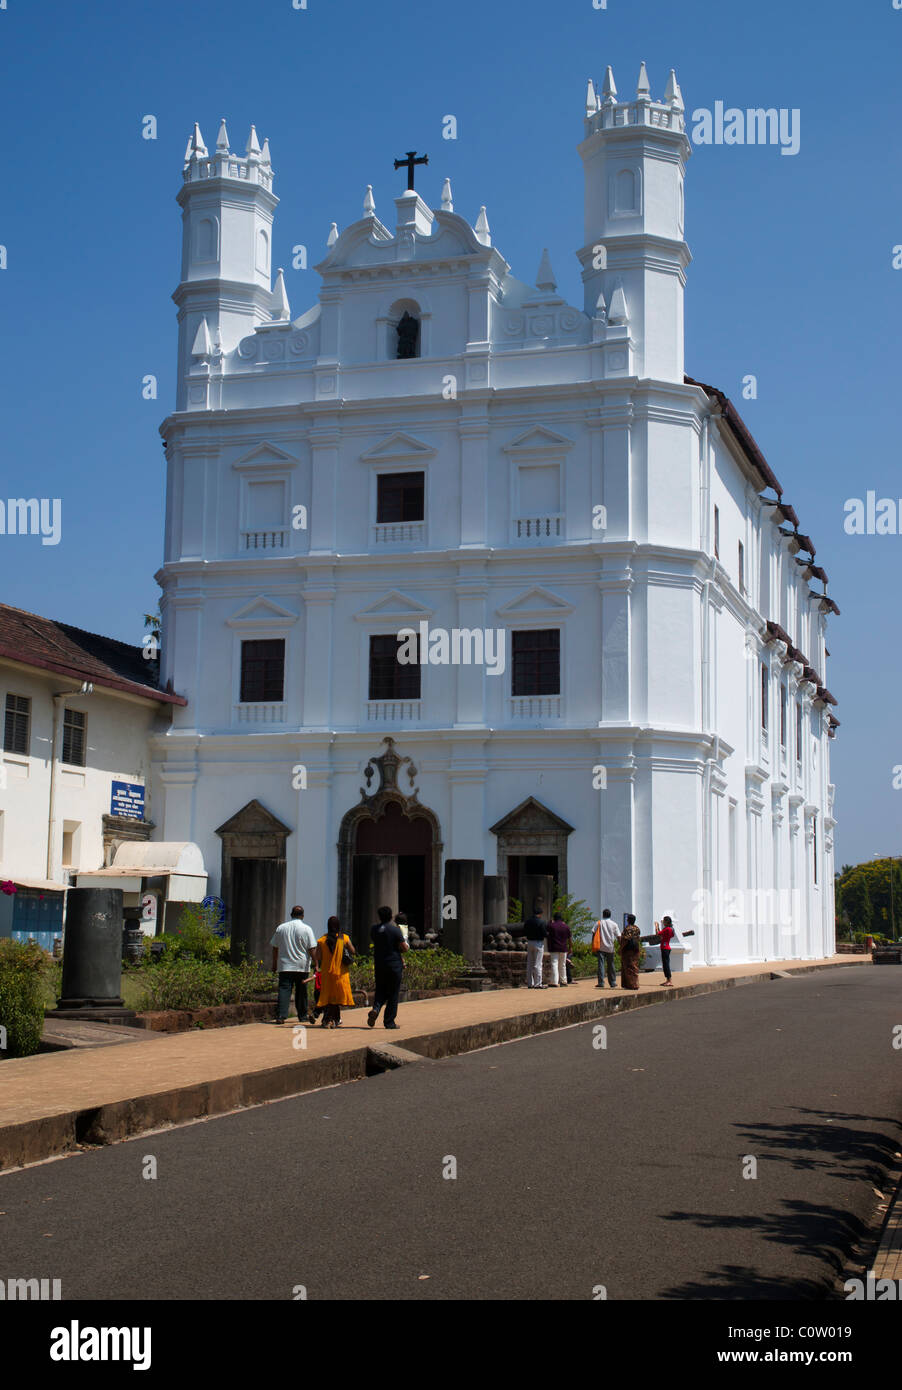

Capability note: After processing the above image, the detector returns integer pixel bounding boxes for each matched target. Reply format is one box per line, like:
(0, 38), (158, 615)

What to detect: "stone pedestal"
(352, 854), (398, 950)
(483, 874), (508, 928)
(443, 859), (485, 965)
(58, 888), (125, 1010)
(521, 873), (555, 922)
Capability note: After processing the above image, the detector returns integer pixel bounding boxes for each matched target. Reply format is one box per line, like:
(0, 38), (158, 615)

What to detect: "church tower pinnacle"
(173, 119), (279, 409)
(577, 63), (691, 382)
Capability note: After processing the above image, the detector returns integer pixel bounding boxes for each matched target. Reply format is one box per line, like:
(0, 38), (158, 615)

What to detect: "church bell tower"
(173, 120), (279, 409)
(578, 64), (691, 383)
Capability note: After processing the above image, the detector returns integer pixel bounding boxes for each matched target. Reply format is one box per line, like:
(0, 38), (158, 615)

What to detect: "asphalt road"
(1, 966), (900, 1301)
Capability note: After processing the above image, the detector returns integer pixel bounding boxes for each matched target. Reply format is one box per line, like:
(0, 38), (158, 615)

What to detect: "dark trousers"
(277, 971), (309, 1022)
(661, 948), (672, 982)
(596, 950), (616, 986)
(372, 964), (403, 1026)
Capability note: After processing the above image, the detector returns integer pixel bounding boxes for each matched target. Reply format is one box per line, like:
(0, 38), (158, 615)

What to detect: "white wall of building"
(0, 661), (164, 885)
(151, 70), (836, 964)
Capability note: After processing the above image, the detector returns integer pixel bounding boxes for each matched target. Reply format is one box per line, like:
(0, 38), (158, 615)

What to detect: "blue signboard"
(110, 780), (145, 820)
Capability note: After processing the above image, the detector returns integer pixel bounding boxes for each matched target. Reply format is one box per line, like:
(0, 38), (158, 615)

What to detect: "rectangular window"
(369, 634), (421, 700)
(376, 472), (424, 524)
(713, 506), (720, 560)
(780, 686), (787, 748)
(3, 694), (30, 755)
(512, 629), (560, 697)
(738, 541), (745, 595)
(62, 709), (87, 767)
(62, 821), (80, 868)
(760, 663), (768, 732)
(240, 639), (285, 703)
(796, 701), (803, 761)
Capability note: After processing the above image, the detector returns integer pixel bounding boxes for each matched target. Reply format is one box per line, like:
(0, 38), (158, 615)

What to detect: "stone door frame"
(489, 796), (575, 895)
(337, 738), (443, 937)
(215, 798), (292, 930)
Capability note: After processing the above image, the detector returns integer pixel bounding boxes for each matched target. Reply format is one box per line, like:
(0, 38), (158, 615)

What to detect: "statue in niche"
(396, 311), (420, 359)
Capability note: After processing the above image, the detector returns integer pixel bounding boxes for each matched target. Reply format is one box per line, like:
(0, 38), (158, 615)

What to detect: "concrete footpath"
(0, 954), (867, 1173)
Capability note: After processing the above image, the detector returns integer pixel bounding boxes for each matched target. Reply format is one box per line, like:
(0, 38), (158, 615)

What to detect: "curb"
(0, 960), (862, 1171)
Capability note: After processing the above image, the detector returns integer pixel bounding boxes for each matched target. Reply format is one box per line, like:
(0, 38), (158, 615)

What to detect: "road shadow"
(657, 1107), (901, 1299)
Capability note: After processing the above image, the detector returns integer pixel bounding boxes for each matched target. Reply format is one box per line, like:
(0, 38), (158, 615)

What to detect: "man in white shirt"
(270, 906), (317, 1024)
(594, 908), (619, 989)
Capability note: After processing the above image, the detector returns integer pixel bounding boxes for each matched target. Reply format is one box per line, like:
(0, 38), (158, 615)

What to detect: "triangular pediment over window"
(359, 432), (436, 463)
(503, 425), (575, 454)
(490, 796), (575, 837)
(354, 590), (434, 622)
(216, 799), (292, 838)
(232, 441), (299, 470)
(226, 596), (299, 628)
(496, 586), (573, 618)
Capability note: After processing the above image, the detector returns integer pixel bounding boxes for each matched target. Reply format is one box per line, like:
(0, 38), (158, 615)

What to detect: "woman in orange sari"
(315, 916), (356, 1027)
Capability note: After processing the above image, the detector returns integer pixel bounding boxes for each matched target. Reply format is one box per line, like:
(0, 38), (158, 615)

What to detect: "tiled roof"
(0, 604), (186, 706)
(684, 375), (784, 497)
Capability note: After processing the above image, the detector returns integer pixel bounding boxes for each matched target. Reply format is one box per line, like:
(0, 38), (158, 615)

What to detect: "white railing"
(514, 515), (562, 540)
(234, 702), (286, 724)
(509, 695), (562, 720)
(367, 700), (422, 723)
(372, 521), (425, 545)
(242, 529), (288, 550)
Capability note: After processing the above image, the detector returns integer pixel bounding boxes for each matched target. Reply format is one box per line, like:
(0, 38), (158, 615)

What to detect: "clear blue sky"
(0, 0), (898, 865)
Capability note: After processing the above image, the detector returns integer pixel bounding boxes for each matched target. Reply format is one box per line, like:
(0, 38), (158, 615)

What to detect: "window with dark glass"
(713, 506), (720, 560)
(377, 472), (424, 524)
(396, 311), (420, 359)
(512, 629), (560, 697)
(3, 694), (30, 755)
(760, 663), (768, 732)
(780, 686), (787, 748)
(240, 639), (285, 703)
(369, 634), (421, 700)
(796, 701), (803, 761)
(62, 709), (87, 767)
(738, 541), (745, 594)
(812, 813), (818, 884)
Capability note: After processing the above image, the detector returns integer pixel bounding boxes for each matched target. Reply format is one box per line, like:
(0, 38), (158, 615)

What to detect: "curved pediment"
(314, 216), (396, 272)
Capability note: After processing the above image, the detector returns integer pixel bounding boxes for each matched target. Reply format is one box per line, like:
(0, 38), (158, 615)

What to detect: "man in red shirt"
(654, 916), (675, 986)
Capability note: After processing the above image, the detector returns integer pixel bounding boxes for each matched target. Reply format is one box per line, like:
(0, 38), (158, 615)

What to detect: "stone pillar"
(58, 888), (125, 1010)
(443, 859), (484, 963)
(522, 873), (554, 921)
(483, 874), (507, 928)
(352, 854), (398, 951)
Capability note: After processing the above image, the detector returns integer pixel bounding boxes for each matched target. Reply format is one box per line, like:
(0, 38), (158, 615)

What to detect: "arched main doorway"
(337, 739), (442, 948)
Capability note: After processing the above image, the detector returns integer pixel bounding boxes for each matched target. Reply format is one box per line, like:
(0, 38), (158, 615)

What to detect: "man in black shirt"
(367, 904), (409, 1030)
(523, 896), (549, 988)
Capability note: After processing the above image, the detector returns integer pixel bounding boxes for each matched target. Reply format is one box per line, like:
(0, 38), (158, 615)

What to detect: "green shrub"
(401, 949), (468, 991)
(0, 938), (50, 1058)
(551, 889), (596, 944)
(507, 896), (523, 925)
(133, 958), (274, 1012)
(143, 904), (230, 964)
(569, 941), (597, 979)
(349, 947), (468, 995)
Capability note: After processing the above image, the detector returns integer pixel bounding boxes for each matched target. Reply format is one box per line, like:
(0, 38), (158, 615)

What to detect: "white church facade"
(151, 64), (838, 965)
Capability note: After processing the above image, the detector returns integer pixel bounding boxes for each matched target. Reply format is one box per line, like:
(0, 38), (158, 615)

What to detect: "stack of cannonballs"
(482, 927), (522, 951)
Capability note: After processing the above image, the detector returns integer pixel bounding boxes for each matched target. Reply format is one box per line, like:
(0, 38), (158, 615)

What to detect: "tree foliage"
(835, 858), (902, 938)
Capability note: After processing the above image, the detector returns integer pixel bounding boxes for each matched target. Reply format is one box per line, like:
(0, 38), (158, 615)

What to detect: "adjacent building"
(0, 605), (185, 947)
